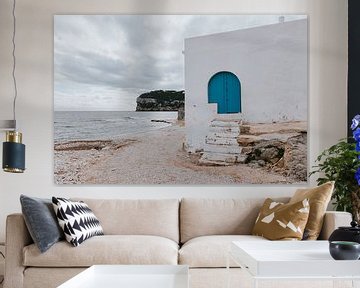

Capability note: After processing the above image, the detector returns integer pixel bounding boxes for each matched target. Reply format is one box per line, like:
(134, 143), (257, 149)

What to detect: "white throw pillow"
(52, 197), (103, 247)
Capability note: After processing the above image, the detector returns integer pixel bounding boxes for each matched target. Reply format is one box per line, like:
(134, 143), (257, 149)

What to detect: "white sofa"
(4, 198), (352, 288)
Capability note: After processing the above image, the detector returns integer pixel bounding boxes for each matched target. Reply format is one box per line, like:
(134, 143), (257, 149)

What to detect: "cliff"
(136, 90), (184, 111)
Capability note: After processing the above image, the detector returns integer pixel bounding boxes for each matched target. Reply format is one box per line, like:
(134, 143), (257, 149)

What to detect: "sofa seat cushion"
(23, 235), (178, 267)
(179, 235), (267, 268)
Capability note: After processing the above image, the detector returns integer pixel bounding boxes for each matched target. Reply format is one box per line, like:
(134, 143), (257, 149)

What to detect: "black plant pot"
(329, 221), (360, 244)
(329, 241), (360, 260)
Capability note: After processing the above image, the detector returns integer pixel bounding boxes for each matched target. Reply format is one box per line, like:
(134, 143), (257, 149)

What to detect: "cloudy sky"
(54, 15), (306, 111)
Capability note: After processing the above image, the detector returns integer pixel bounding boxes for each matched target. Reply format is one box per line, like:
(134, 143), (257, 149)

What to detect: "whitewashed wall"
(0, 0), (348, 242)
(185, 19), (307, 152)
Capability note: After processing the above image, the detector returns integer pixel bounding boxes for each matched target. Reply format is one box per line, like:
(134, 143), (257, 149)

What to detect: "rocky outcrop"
(136, 90), (184, 111)
(237, 121), (307, 182)
(283, 132), (307, 181)
(196, 120), (307, 180)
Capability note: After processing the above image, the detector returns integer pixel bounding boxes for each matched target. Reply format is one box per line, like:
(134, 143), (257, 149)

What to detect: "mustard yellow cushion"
(289, 181), (334, 240)
(252, 198), (310, 240)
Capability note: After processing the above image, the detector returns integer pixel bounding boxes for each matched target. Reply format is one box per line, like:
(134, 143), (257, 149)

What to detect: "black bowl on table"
(329, 241), (360, 260)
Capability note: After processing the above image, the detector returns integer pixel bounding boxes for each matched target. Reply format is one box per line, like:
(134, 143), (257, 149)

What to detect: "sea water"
(54, 111), (177, 143)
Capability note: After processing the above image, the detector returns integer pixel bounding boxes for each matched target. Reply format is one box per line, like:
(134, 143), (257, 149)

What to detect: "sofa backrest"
(180, 198), (289, 243)
(73, 198), (180, 243)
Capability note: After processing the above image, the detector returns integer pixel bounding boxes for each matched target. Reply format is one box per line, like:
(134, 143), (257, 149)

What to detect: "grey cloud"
(55, 16), (177, 92)
(54, 15), (306, 111)
(55, 50), (126, 88)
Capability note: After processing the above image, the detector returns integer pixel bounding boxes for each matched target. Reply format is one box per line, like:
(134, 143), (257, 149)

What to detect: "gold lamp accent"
(6, 131), (22, 143)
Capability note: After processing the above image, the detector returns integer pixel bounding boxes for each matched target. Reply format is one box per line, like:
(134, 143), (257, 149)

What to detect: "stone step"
(213, 118), (242, 123)
(206, 136), (239, 146)
(204, 144), (242, 154)
(199, 152), (247, 166)
(237, 133), (300, 146)
(209, 126), (240, 134)
(207, 131), (240, 139)
(236, 135), (261, 146)
(198, 158), (233, 166)
(240, 121), (306, 135)
(210, 120), (241, 128)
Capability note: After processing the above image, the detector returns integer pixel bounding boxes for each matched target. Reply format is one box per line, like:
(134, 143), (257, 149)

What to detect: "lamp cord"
(11, 0), (18, 129)
(0, 251), (4, 284)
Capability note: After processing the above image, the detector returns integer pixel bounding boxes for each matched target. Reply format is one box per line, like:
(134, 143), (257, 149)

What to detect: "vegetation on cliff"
(136, 90), (184, 111)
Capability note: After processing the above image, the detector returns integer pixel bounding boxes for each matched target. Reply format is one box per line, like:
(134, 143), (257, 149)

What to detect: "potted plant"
(310, 115), (360, 222)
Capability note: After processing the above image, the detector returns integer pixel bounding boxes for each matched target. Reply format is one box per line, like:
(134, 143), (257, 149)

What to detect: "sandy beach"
(54, 122), (301, 185)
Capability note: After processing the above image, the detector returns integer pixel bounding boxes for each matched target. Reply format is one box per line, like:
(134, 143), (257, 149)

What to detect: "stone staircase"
(199, 119), (246, 166)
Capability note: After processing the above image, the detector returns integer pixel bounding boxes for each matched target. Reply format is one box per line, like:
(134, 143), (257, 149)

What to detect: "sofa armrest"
(4, 213), (33, 288)
(318, 211), (352, 240)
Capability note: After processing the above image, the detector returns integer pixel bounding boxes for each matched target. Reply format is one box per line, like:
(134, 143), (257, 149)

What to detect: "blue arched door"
(208, 72), (241, 114)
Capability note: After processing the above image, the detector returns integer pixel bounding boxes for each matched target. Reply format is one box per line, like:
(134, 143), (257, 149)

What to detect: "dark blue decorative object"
(329, 241), (360, 260)
(2, 131), (25, 173)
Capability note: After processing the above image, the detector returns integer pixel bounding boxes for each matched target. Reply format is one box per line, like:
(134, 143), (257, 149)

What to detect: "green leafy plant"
(310, 141), (359, 209)
(310, 114), (360, 221)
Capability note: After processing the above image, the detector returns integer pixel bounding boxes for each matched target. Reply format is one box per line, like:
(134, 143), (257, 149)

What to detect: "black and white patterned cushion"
(52, 197), (104, 247)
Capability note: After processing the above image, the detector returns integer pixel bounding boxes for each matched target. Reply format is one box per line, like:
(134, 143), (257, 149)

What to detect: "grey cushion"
(20, 195), (64, 253)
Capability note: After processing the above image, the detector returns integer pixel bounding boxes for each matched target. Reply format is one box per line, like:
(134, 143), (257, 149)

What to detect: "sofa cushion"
(252, 198), (310, 240)
(23, 235), (178, 267)
(52, 197), (104, 247)
(20, 195), (64, 253)
(180, 198), (289, 243)
(179, 235), (267, 268)
(24, 268), (86, 288)
(290, 181), (334, 240)
(72, 199), (179, 243)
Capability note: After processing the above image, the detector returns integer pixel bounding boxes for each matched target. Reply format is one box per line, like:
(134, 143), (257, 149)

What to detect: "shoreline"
(54, 122), (305, 185)
(54, 117), (179, 146)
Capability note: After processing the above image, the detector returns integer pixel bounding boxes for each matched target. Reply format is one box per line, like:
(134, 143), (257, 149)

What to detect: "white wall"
(185, 19), (308, 151)
(0, 0), (347, 242)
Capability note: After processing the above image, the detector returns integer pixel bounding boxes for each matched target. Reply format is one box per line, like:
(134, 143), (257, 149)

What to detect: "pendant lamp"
(0, 0), (26, 173)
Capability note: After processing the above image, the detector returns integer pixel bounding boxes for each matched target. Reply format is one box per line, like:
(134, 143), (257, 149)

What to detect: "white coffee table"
(58, 265), (189, 288)
(228, 241), (360, 288)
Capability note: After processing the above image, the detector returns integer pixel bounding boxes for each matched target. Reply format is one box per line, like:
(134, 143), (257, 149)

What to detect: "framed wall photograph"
(54, 15), (308, 185)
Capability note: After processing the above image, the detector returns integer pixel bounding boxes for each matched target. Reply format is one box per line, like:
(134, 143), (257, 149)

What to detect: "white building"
(184, 19), (307, 153)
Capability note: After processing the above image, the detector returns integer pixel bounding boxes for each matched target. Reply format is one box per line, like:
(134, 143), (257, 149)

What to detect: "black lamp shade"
(3, 141), (25, 173)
